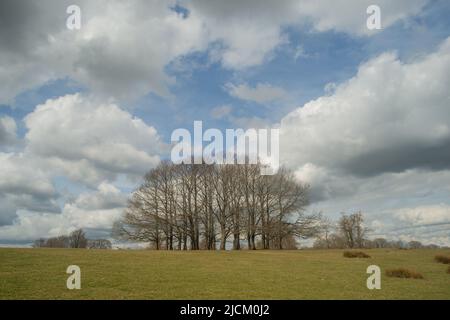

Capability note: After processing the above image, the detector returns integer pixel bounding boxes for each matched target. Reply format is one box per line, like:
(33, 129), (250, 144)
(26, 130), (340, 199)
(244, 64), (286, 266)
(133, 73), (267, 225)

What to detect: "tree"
(69, 229), (87, 248)
(88, 239), (112, 249)
(373, 238), (389, 248)
(45, 235), (70, 248)
(114, 161), (317, 250)
(338, 212), (369, 248)
(315, 215), (334, 249)
(408, 240), (423, 249)
(33, 238), (47, 248)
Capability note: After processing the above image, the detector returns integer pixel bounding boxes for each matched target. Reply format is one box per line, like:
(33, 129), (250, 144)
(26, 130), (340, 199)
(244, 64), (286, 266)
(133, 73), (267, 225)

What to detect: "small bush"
(435, 255), (450, 264)
(343, 251), (371, 258)
(447, 266), (450, 274)
(385, 268), (424, 279)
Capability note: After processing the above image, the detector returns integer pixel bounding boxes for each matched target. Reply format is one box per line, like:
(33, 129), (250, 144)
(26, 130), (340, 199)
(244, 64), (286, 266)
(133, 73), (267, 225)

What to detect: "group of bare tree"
(34, 229), (112, 249)
(114, 161), (322, 250)
(313, 212), (371, 249)
(313, 212), (441, 249)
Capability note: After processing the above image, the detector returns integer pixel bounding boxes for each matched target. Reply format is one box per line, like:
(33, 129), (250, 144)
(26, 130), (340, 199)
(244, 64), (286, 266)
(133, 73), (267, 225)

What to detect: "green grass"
(0, 248), (449, 299)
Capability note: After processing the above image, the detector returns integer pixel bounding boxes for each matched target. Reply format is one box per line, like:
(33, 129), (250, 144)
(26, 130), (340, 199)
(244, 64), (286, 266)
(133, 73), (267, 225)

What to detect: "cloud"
(281, 37), (450, 178)
(74, 182), (128, 210)
(24, 94), (163, 185)
(0, 183), (127, 241)
(0, 93), (163, 230)
(226, 83), (287, 104)
(210, 105), (232, 119)
(0, 153), (60, 225)
(0, 153), (55, 198)
(367, 203), (450, 246)
(293, 0), (428, 36)
(0, 0), (207, 104)
(0, 116), (17, 146)
(281, 38), (450, 246)
(393, 204), (450, 226)
(187, 0), (428, 69)
(0, 0), (428, 103)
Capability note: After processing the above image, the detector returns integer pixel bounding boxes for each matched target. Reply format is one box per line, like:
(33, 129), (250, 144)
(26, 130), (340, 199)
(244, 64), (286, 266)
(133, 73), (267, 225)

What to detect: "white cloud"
(0, 152), (60, 225)
(24, 94), (163, 185)
(210, 105), (232, 119)
(393, 204), (450, 226)
(0, 183), (127, 241)
(281, 38), (450, 246)
(226, 83), (287, 104)
(294, 0), (427, 36)
(0, 0), (429, 103)
(0, 93), (163, 231)
(0, 153), (55, 198)
(281, 37), (450, 177)
(368, 202), (450, 247)
(0, 0), (207, 104)
(187, 0), (428, 69)
(74, 182), (128, 210)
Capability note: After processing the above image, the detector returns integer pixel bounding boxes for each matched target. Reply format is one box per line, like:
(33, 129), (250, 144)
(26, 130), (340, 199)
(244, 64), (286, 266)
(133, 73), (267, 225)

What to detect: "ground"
(0, 248), (449, 299)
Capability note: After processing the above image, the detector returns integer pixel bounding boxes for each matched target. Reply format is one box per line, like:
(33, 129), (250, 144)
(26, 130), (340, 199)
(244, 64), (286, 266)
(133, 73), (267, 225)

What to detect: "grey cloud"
(0, 116), (17, 146)
(0, 194), (61, 226)
(343, 138), (450, 177)
(0, 0), (429, 103)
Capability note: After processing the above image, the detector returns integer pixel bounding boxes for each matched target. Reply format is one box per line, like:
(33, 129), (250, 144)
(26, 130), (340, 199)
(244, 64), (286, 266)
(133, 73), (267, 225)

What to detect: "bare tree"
(338, 212), (369, 248)
(88, 239), (112, 249)
(115, 161), (317, 250)
(69, 229), (88, 248)
(408, 240), (423, 249)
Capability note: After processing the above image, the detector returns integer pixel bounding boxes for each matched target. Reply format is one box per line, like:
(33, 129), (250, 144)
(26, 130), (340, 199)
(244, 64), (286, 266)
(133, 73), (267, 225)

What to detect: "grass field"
(0, 248), (449, 299)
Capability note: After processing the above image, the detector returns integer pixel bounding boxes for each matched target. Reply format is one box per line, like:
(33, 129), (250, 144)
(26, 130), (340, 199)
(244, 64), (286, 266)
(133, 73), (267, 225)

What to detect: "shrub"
(434, 255), (450, 264)
(385, 268), (424, 279)
(343, 251), (371, 258)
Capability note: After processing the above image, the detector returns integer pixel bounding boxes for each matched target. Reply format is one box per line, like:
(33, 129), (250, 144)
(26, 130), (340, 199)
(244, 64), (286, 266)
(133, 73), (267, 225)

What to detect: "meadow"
(0, 248), (449, 299)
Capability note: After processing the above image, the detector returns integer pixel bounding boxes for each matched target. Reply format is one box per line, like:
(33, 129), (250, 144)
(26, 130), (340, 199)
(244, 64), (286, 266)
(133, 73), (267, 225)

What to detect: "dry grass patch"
(343, 251), (371, 258)
(386, 268), (424, 279)
(434, 254), (450, 264)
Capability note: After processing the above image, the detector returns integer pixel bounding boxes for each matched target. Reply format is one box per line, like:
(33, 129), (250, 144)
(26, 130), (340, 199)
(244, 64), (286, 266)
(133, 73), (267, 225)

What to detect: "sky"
(0, 0), (449, 246)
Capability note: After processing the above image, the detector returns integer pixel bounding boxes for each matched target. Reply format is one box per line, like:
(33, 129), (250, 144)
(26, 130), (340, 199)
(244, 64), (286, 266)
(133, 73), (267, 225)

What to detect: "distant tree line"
(313, 212), (442, 249)
(114, 161), (322, 250)
(34, 229), (112, 249)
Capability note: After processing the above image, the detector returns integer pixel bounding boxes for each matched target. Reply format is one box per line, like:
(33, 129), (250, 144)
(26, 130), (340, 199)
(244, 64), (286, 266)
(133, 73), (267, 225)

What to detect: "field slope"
(0, 248), (449, 299)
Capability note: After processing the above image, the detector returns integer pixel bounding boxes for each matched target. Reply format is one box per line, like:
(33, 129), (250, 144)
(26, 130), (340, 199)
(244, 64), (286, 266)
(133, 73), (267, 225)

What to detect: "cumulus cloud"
(0, 153), (55, 198)
(0, 0), (207, 104)
(187, 0), (427, 69)
(0, 183), (127, 241)
(0, 116), (17, 146)
(0, 94), (164, 228)
(24, 94), (163, 185)
(0, 153), (60, 225)
(74, 182), (128, 211)
(281, 37), (450, 177)
(225, 83), (287, 104)
(281, 38), (450, 245)
(0, 0), (428, 103)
